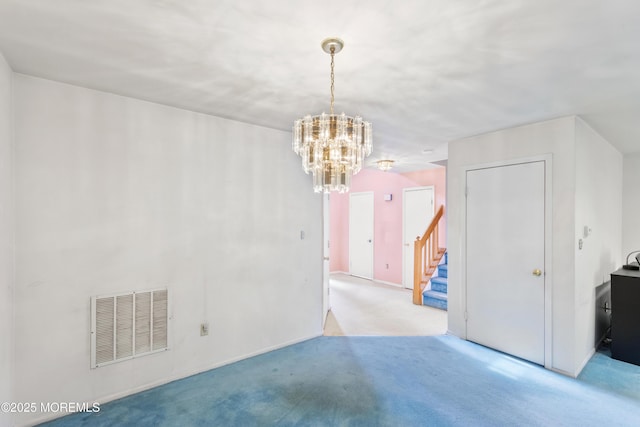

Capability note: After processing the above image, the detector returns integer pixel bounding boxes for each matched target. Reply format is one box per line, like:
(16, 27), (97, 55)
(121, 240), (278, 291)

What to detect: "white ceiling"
(1, 0), (639, 172)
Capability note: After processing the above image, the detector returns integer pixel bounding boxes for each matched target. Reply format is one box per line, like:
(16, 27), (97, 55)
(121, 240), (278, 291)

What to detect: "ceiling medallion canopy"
(292, 38), (372, 193)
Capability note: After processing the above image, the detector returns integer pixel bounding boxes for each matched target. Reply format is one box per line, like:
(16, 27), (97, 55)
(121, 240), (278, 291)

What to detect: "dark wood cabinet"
(611, 268), (640, 366)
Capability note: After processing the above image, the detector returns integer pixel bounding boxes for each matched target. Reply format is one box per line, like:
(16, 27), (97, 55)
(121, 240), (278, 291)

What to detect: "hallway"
(323, 273), (448, 336)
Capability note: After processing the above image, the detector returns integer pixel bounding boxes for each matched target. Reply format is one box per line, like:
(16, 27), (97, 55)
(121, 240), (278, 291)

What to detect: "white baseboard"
(24, 333), (321, 427)
(329, 272), (402, 288)
(373, 279), (403, 288)
(549, 366), (578, 379)
(575, 347), (596, 378)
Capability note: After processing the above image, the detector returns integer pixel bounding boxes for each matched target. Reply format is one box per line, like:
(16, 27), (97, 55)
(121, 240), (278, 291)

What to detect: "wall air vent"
(91, 289), (168, 368)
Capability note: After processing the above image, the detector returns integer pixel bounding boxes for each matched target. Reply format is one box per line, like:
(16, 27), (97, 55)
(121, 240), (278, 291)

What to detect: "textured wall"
(622, 152), (640, 257)
(573, 117), (622, 373)
(13, 75), (323, 425)
(0, 52), (14, 427)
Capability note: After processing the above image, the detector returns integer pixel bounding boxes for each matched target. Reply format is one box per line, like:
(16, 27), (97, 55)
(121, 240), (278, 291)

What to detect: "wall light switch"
(383, 194), (392, 201)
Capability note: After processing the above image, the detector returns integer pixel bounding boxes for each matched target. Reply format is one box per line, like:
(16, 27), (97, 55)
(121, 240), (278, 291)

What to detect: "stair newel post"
(413, 237), (422, 305)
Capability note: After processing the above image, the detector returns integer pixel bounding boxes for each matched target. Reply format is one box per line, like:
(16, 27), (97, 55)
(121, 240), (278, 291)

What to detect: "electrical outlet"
(200, 323), (209, 336)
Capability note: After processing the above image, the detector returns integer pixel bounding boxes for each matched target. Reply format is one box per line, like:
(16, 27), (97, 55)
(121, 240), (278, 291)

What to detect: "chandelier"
(292, 38), (372, 193)
(376, 159), (395, 172)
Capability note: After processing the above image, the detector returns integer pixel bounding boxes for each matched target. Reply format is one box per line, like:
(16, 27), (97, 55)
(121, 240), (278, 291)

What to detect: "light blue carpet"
(41, 336), (640, 426)
(578, 343), (640, 402)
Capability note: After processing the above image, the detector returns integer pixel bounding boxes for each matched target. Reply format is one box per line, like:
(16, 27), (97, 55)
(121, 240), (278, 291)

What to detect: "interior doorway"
(349, 192), (374, 279)
(464, 158), (550, 366)
(402, 186), (434, 289)
(322, 193), (330, 328)
(325, 167), (448, 337)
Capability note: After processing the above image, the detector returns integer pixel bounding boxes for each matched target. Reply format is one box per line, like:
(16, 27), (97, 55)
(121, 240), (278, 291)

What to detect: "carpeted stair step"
(430, 276), (448, 293)
(437, 263), (448, 278)
(423, 289), (448, 310)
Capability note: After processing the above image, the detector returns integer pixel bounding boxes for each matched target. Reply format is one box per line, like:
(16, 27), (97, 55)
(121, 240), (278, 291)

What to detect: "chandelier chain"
(330, 46), (335, 115)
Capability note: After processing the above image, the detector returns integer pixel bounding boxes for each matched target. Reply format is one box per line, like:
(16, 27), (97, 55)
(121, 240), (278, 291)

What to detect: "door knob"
(532, 269), (542, 276)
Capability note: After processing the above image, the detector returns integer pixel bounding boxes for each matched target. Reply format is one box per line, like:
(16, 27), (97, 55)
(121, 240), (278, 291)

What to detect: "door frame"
(402, 186), (435, 289)
(461, 154), (553, 369)
(349, 191), (374, 280)
(322, 193), (330, 328)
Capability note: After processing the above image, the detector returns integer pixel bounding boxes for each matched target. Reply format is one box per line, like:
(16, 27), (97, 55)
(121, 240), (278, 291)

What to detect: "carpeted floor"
(577, 341), (640, 402)
(323, 273), (447, 336)
(41, 335), (640, 427)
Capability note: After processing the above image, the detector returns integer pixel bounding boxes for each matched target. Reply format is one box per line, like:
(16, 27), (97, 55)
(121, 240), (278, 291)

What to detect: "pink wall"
(330, 167), (446, 285)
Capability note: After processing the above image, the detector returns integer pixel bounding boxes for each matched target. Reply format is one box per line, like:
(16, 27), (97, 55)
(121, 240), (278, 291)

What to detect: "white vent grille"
(135, 292), (151, 354)
(153, 290), (168, 350)
(91, 289), (168, 368)
(95, 297), (114, 365)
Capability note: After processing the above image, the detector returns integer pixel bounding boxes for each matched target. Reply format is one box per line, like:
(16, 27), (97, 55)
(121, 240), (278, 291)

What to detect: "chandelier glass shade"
(376, 159), (394, 172)
(292, 38), (372, 193)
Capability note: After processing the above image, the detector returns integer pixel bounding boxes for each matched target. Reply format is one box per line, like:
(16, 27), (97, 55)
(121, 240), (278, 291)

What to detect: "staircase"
(412, 205), (446, 306)
(423, 252), (447, 310)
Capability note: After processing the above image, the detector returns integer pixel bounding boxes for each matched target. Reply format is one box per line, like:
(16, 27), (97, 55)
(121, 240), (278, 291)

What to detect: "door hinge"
(465, 187), (468, 197)
(464, 311), (468, 321)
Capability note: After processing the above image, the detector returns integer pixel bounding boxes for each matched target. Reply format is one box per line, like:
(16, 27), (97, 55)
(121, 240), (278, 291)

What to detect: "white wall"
(13, 75), (323, 425)
(573, 118), (622, 373)
(0, 52), (14, 427)
(447, 117), (578, 375)
(448, 116), (623, 377)
(622, 152), (640, 256)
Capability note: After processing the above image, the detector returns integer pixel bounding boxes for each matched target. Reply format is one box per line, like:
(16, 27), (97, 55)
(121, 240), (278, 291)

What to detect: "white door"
(403, 187), (434, 289)
(466, 161), (546, 365)
(349, 192), (374, 279)
(322, 193), (330, 327)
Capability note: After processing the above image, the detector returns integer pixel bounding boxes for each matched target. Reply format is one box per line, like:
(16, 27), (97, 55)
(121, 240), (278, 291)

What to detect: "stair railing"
(413, 205), (445, 305)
